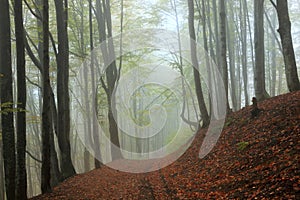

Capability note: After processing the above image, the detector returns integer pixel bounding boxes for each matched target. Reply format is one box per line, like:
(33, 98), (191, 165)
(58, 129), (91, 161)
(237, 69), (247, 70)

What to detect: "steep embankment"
(31, 91), (300, 199)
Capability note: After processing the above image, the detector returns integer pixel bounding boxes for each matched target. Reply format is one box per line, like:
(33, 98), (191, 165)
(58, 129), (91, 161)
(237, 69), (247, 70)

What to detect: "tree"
(54, 0), (76, 178)
(219, 0), (230, 109)
(187, 0), (209, 128)
(254, 0), (269, 101)
(241, 0), (249, 105)
(95, 0), (122, 160)
(41, 0), (51, 193)
(0, 0), (16, 199)
(89, 0), (102, 168)
(226, 1), (238, 111)
(14, 0), (28, 198)
(24, 0), (62, 186)
(273, 0), (300, 91)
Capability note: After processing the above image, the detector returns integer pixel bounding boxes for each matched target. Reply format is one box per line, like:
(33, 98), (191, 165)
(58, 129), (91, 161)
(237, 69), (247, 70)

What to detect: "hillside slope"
(31, 91), (300, 199)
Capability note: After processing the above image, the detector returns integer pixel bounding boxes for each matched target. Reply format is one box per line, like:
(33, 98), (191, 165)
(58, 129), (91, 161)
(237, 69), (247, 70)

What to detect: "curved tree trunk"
(187, 0), (210, 128)
(276, 0), (300, 91)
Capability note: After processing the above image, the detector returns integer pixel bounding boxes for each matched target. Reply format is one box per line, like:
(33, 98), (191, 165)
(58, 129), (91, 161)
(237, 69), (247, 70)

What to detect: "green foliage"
(0, 102), (28, 115)
(236, 141), (249, 151)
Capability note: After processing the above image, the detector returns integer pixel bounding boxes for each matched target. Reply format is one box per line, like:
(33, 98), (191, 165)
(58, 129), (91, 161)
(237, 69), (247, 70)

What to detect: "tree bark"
(275, 0), (300, 91)
(14, 0), (28, 198)
(226, 2), (237, 111)
(240, 0), (249, 106)
(219, 0), (230, 109)
(188, 0), (209, 128)
(270, 10), (277, 97)
(54, 0), (76, 179)
(89, 0), (102, 168)
(95, 0), (122, 160)
(41, 0), (52, 193)
(0, 0), (16, 199)
(254, 0), (269, 101)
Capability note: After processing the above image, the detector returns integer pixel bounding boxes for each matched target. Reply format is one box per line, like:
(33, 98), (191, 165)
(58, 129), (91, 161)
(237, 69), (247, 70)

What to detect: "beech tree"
(273, 0), (300, 91)
(254, 0), (270, 101)
(14, 0), (27, 198)
(41, 0), (51, 193)
(54, 0), (77, 178)
(187, 0), (209, 128)
(219, 0), (230, 108)
(0, 0), (16, 199)
(95, 0), (122, 160)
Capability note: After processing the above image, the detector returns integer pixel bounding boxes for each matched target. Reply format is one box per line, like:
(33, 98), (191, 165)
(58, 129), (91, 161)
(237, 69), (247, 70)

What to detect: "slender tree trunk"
(212, 0), (220, 68)
(34, 0), (62, 184)
(89, 0), (102, 168)
(188, 0), (209, 128)
(244, 0), (255, 78)
(54, 0), (76, 179)
(240, 0), (249, 106)
(0, 0), (16, 199)
(14, 0), (28, 198)
(95, 0), (122, 160)
(254, 0), (269, 101)
(270, 10), (277, 97)
(206, 0), (216, 63)
(236, 41), (242, 110)
(41, 0), (51, 193)
(276, 0), (300, 91)
(226, 3), (237, 111)
(219, 0), (230, 109)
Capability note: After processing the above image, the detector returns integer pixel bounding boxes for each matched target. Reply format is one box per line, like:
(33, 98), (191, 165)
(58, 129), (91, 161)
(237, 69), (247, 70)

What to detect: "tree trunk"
(226, 2), (237, 111)
(54, 0), (76, 179)
(241, 0), (249, 106)
(33, 0), (62, 185)
(88, 0), (102, 168)
(27, 155), (33, 197)
(41, 0), (52, 193)
(270, 10), (277, 97)
(276, 0), (300, 91)
(254, 0), (269, 101)
(0, 140), (5, 200)
(0, 0), (16, 199)
(244, 0), (255, 80)
(14, 0), (28, 198)
(212, 0), (220, 68)
(219, 0), (230, 109)
(187, 0), (209, 128)
(95, 0), (122, 160)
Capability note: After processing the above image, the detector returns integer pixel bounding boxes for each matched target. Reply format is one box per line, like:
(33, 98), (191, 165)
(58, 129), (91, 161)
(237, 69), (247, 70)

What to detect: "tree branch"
(264, 11), (283, 53)
(24, 0), (42, 21)
(26, 150), (42, 163)
(269, 0), (277, 10)
(24, 34), (43, 72)
(26, 76), (41, 89)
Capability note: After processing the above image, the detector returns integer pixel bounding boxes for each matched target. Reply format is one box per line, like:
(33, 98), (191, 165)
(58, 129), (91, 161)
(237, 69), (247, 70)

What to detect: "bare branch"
(24, 0), (42, 21)
(269, 0), (277, 10)
(26, 76), (41, 89)
(24, 34), (43, 72)
(26, 150), (42, 163)
(264, 11), (282, 53)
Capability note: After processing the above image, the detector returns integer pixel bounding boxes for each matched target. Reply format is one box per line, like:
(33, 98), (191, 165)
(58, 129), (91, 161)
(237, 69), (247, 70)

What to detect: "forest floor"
(31, 91), (300, 199)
